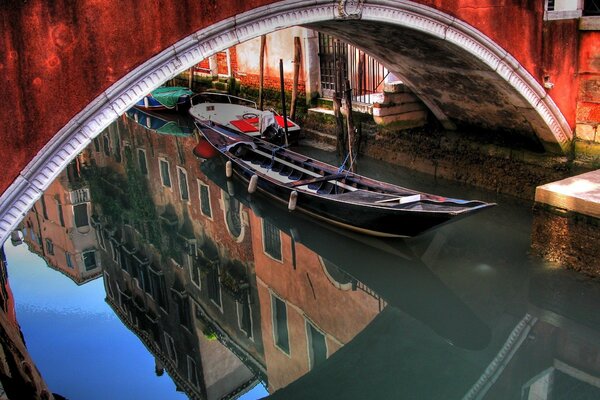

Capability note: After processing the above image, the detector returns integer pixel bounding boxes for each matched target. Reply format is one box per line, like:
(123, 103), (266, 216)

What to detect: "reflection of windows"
(159, 158), (171, 188)
(104, 272), (115, 300)
(93, 137), (100, 152)
(263, 220), (282, 261)
(65, 252), (73, 269)
(164, 332), (177, 363)
(45, 239), (54, 255)
(110, 242), (119, 263)
(190, 261), (201, 290)
(102, 135), (110, 156)
(198, 181), (212, 218)
(237, 294), (253, 339)
(57, 202), (65, 227)
(149, 267), (168, 311)
(224, 195), (242, 239)
(207, 264), (222, 310)
(96, 228), (106, 250)
(73, 203), (89, 227)
(187, 356), (200, 388)
(83, 251), (97, 271)
(137, 149), (148, 175)
(177, 167), (189, 201)
(271, 293), (290, 355)
(40, 195), (48, 219)
(306, 320), (327, 369)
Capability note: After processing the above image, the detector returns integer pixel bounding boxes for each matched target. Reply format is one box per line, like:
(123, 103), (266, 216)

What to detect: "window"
(263, 220), (282, 261)
(137, 149), (148, 175)
(65, 252), (73, 269)
(306, 320), (327, 369)
(198, 181), (212, 218)
(93, 137), (100, 152)
(159, 159), (171, 188)
(177, 167), (189, 201)
(73, 203), (89, 228)
(271, 293), (290, 354)
(164, 332), (177, 363)
(83, 251), (97, 271)
(45, 239), (54, 256)
(584, 0), (600, 15)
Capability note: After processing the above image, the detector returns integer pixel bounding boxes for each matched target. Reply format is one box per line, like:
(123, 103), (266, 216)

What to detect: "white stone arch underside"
(0, 0), (573, 245)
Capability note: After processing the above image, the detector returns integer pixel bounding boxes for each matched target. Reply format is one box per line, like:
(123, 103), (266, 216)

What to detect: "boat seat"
(288, 170), (304, 180)
(308, 181), (323, 190)
(317, 182), (337, 194)
(279, 166), (292, 176)
(271, 163), (284, 173)
(289, 173), (347, 188)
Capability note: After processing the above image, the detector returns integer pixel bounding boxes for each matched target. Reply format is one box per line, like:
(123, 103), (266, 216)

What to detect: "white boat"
(188, 92), (301, 144)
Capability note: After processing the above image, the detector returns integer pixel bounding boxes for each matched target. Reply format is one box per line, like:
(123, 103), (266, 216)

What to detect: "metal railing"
(318, 33), (387, 104)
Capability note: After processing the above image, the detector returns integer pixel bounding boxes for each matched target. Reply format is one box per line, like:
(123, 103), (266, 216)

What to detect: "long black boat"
(196, 120), (495, 237)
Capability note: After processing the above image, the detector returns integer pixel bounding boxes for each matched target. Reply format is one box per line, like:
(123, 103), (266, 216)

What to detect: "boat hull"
(197, 121), (494, 237)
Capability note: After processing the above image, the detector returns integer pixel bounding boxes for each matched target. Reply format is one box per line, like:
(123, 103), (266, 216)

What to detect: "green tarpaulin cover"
(150, 86), (193, 108)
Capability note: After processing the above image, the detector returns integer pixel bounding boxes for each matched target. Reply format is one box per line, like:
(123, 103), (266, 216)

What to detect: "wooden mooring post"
(290, 36), (302, 121)
(259, 35), (266, 110)
(344, 78), (357, 172)
(333, 51), (346, 159)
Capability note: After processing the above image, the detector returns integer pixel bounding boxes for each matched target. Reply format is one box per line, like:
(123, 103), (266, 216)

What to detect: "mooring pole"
(279, 58), (289, 147)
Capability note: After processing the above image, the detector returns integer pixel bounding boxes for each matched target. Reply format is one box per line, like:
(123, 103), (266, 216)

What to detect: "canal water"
(2, 111), (600, 399)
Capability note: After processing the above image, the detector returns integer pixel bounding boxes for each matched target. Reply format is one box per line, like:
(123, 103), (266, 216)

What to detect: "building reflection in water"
(0, 248), (61, 399)
(4, 112), (600, 399)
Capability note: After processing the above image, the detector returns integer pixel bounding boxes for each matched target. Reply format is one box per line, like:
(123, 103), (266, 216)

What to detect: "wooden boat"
(196, 120), (496, 237)
(189, 92), (300, 144)
(134, 86), (194, 112)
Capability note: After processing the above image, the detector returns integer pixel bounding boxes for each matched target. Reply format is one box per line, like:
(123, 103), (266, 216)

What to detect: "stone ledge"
(580, 16), (600, 31)
(535, 170), (600, 219)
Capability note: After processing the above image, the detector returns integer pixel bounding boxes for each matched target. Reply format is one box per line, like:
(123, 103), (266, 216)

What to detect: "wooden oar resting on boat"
(196, 120), (495, 237)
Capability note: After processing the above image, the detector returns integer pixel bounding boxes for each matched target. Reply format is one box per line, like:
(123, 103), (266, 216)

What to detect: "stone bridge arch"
(0, 0), (573, 243)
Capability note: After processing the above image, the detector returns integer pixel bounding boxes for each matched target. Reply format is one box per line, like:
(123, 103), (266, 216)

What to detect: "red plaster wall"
(0, 0), (584, 198)
(577, 31), (600, 125)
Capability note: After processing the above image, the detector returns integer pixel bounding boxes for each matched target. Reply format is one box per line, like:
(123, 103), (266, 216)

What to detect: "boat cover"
(150, 86), (193, 108)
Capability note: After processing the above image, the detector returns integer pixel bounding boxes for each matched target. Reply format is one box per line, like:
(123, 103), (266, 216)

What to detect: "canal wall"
(302, 112), (581, 200)
(531, 205), (600, 276)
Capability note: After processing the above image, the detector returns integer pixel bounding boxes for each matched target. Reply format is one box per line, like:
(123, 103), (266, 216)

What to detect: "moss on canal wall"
(302, 111), (583, 200)
(531, 204), (600, 277)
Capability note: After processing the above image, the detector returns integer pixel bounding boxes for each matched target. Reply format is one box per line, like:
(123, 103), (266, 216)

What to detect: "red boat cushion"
(230, 119), (259, 133)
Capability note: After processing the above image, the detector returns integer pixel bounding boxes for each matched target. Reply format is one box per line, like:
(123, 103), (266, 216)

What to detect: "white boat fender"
(248, 175), (258, 194)
(227, 180), (235, 196)
(288, 190), (298, 211)
(144, 96), (149, 109)
(225, 160), (233, 178)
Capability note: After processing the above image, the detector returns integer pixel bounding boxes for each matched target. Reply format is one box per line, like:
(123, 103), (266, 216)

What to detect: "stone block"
(372, 102), (425, 117)
(373, 110), (428, 127)
(535, 170), (600, 219)
(575, 124), (596, 141)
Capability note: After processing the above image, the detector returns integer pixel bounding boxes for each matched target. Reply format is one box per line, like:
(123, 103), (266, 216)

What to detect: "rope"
(335, 152), (355, 193)
(267, 144), (287, 170)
